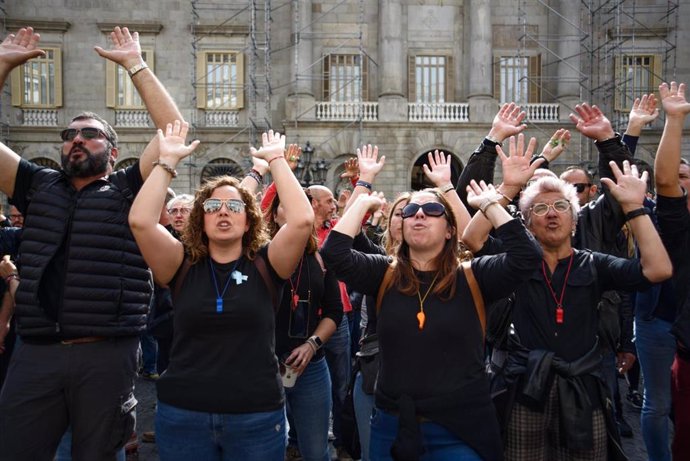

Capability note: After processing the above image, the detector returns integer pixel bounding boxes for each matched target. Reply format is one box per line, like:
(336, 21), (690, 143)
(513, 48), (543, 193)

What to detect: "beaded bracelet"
(479, 199), (500, 214)
(355, 180), (372, 191)
(152, 161), (177, 178)
(246, 170), (262, 185)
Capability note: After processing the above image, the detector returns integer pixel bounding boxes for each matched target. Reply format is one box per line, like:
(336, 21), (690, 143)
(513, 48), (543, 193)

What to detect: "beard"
(61, 145), (110, 178)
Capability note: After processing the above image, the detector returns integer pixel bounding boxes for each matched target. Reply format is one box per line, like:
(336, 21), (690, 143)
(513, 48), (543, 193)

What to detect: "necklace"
(209, 257), (242, 313)
(288, 256), (305, 310)
(416, 272), (440, 330)
(541, 250), (575, 325)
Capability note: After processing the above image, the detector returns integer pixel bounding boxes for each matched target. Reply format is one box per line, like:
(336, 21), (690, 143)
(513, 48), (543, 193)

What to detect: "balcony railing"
(315, 102), (378, 121)
(114, 109), (150, 128)
(524, 103), (559, 123)
(22, 109), (59, 126)
(205, 110), (240, 127)
(408, 103), (469, 122)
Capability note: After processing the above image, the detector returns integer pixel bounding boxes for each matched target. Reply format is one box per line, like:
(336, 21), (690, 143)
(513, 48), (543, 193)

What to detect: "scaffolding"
(517, 0), (679, 168)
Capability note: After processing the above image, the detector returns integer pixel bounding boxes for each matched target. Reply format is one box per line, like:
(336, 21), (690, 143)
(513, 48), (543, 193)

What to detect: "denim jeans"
(325, 315), (351, 447)
(55, 426), (125, 461)
(285, 356), (331, 461)
(353, 371), (375, 461)
(139, 333), (158, 374)
(155, 401), (286, 461)
(635, 317), (676, 461)
(369, 409), (482, 461)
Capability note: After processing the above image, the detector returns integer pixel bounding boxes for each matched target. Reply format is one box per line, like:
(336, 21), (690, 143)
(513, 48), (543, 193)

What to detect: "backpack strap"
(376, 264), (396, 314)
(171, 257), (193, 302)
(461, 261), (486, 340)
(254, 252), (279, 313)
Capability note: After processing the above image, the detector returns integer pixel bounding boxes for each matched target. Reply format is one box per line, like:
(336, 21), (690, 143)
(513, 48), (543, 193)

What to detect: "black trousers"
(0, 336), (139, 461)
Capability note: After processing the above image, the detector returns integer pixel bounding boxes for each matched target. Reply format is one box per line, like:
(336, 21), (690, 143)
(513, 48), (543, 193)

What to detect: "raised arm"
(0, 27), (45, 196)
(655, 82), (690, 198)
(601, 161), (672, 283)
(129, 121), (200, 285)
(95, 27), (184, 179)
(334, 193), (385, 238)
(259, 132), (315, 279)
(342, 144), (385, 215)
(422, 150), (471, 235)
(625, 93), (659, 139)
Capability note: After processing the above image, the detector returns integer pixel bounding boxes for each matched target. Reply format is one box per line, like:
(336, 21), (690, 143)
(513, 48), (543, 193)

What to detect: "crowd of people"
(0, 24), (688, 461)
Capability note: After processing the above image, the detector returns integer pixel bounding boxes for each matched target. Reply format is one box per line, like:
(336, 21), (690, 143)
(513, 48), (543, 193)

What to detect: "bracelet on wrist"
(625, 207), (651, 222)
(246, 170), (262, 185)
(305, 340), (318, 353)
(152, 161), (177, 178)
(479, 199), (500, 214)
(268, 155), (285, 166)
(355, 180), (373, 191)
(4, 274), (19, 284)
(127, 62), (149, 78)
(440, 183), (455, 194)
(484, 135), (503, 147)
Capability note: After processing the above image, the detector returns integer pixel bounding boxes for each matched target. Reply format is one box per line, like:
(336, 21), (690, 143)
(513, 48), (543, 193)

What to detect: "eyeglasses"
(572, 183), (592, 193)
(401, 202), (446, 219)
(530, 199), (572, 216)
(168, 207), (191, 216)
(60, 127), (110, 143)
(202, 198), (246, 214)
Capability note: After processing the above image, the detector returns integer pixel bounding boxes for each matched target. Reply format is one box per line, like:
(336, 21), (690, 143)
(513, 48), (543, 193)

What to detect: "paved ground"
(128, 375), (650, 460)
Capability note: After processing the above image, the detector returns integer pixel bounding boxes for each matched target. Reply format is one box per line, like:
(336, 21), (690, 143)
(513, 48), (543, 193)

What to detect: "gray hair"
(167, 193), (194, 210)
(519, 176), (580, 226)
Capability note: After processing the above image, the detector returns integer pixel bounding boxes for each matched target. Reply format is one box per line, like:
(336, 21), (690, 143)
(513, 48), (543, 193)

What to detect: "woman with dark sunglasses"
(129, 122), (314, 461)
(321, 179), (542, 461)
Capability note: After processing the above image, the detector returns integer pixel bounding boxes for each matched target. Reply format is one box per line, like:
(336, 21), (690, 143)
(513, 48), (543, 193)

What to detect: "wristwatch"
(307, 335), (323, 351)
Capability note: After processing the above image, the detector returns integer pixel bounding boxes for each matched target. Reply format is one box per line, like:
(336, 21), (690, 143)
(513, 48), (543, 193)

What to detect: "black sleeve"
(321, 230), (390, 297)
(0, 228), (22, 259)
(319, 261), (344, 327)
(471, 218), (543, 305)
(593, 252), (651, 293)
(618, 290), (635, 354)
(10, 159), (48, 213)
(108, 162), (145, 198)
(456, 140), (498, 216)
(353, 230), (386, 256)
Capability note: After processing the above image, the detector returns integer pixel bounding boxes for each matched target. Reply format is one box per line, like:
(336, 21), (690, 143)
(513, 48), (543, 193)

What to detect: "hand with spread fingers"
(540, 128), (571, 163)
(0, 27), (45, 74)
(356, 144), (385, 184)
(94, 26), (145, 70)
(626, 93), (660, 136)
(487, 102), (527, 143)
(569, 103), (616, 142)
(497, 134), (542, 189)
(422, 150), (452, 188)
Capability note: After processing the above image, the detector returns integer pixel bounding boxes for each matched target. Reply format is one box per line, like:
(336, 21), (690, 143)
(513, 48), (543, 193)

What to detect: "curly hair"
(519, 176), (580, 227)
(182, 176), (269, 264)
(264, 191), (318, 254)
(393, 188), (460, 301)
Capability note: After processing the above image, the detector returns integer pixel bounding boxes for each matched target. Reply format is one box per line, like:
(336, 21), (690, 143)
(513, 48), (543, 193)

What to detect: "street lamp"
(295, 141), (329, 186)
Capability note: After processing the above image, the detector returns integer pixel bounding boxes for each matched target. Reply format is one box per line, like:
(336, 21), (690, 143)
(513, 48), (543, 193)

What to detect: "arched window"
(410, 150), (463, 191)
(31, 157), (61, 170)
(200, 158), (244, 184)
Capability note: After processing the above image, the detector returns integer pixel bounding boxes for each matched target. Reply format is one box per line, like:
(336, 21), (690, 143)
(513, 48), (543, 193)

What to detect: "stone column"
(467, 0), (495, 123)
(556, 0), (581, 119)
(377, 0), (406, 121)
(287, 0), (316, 120)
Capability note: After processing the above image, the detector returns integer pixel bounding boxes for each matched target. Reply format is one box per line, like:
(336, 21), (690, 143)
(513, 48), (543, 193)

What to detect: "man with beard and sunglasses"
(0, 26), (183, 460)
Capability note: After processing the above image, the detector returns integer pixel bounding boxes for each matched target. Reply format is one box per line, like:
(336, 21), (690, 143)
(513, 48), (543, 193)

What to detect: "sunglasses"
(168, 207), (192, 216)
(202, 198), (246, 214)
(530, 199), (571, 216)
(60, 127), (110, 142)
(401, 202), (446, 219)
(572, 183), (592, 193)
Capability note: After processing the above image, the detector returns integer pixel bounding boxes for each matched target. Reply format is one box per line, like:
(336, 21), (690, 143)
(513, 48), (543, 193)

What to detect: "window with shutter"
(493, 55), (542, 104)
(408, 55), (452, 103)
(614, 54), (661, 112)
(322, 54), (367, 102)
(106, 49), (154, 108)
(196, 51), (245, 110)
(11, 47), (63, 108)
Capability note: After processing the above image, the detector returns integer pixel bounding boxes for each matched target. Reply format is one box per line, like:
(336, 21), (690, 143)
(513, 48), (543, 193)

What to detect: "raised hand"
(497, 134), (542, 188)
(466, 180), (503, 211)
(540, 129), (571, 162)
(0, 27), (45, 72)
(353, 191), (385, 213)
(487, 102), (527, 143)
(569, 103), (615, 141)
(251, 130), (286, 162)
(157, 120), (200, 165)
(601, 160), (647, 212)
(422, 150), (452, 188)
(659, 81), (690, 119)
(340, 157), (359, 179)
(356, 144), (385, 182)
(285, 144), (302, 171)
(627, 94), (659, 134)
(94, 26), (145, 70)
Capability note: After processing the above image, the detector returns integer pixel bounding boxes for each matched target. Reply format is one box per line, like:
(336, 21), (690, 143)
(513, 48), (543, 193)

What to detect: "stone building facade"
(2, 0), (688, 199)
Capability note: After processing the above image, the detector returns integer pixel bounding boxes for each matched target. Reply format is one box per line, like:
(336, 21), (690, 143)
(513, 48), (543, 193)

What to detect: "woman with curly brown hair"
(129, 122), (314, 461)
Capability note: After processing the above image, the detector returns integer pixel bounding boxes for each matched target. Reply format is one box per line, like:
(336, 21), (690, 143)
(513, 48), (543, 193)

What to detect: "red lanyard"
(288, 256), (305, 310)
(541, 250), (575, 324)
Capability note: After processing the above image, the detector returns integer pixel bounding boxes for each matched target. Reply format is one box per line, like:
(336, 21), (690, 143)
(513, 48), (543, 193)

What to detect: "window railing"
(315, 102), (378, 121)
(205, 110), (240, 127)
(21, 109), (59, 126)
(408, 103), (469, 122)
(524, 103), (559, 123)
(114, 110), (150, 128)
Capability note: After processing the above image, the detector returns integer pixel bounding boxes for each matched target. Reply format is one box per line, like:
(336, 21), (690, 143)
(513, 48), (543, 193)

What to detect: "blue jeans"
(370, 409), (482, 461)
(325, 315), (351, 447)
(55, 427), (125, 461)
(635, 317), (676, 461)
(155, 401), (286, 461)
(353, 371), (375, 461)
(286, 356), (331, 461)
(140, 333), (158, 374)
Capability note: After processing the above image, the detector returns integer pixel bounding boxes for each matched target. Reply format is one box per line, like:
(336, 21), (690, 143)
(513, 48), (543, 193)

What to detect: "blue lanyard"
(209, 257), (241, 313)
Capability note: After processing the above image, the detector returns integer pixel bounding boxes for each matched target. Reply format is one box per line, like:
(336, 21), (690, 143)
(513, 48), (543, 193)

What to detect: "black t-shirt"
(156, 246), (286, 413)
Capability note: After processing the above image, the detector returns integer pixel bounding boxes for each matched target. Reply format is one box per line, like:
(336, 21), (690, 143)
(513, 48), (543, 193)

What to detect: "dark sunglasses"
(202, 198), (246, 214)
(401, 202), (446, 219)
(60, 127), (110, 143)
(572, 183), (592, 193)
